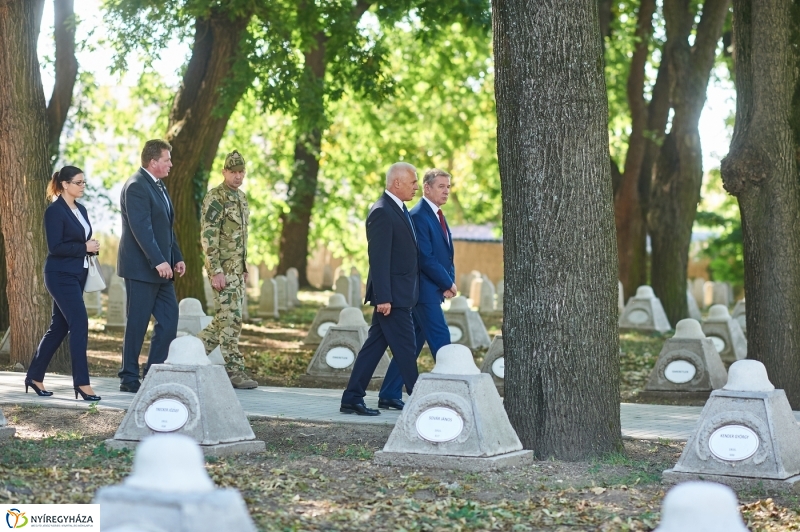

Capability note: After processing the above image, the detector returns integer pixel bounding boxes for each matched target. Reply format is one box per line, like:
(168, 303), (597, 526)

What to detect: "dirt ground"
(2, 405), (799, 531)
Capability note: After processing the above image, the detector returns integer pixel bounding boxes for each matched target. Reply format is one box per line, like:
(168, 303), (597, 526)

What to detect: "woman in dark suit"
(25, 166), (101, 401)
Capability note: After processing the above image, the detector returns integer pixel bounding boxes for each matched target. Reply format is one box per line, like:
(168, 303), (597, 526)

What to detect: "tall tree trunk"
(164, 9), (253, 302)
(0, 0), (53, 367)
(614, 0), (656, 300)
(721, 0), (800, 407)
(648, 0), (730, 326)
(46, 0), (79, 373)
(46, 0), (77, 165)
(276, 33), (326, 287)
(494, 0), (622, 459)
(0, 225), (7, 331)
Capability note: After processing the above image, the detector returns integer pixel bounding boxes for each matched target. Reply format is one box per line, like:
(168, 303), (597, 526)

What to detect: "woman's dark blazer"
(43, 195), (92, 274)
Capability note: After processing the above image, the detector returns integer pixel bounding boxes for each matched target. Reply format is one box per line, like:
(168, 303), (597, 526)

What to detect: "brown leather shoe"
(227, 370), (258, 389)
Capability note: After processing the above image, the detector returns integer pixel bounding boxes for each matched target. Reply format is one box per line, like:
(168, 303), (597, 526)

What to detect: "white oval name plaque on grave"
(708, 425), (759, 461)
(448, 325), (463, 342)
(709, 335), (727, 353)
(627, 309), (650, 324)
(326, 346), (355, 369)
(416, 407), (464, 443)
(664, 359), (696, 384)
(144, 399), (189, 432)
(317, 321), (336, 337)
(491, 357), (505, 379)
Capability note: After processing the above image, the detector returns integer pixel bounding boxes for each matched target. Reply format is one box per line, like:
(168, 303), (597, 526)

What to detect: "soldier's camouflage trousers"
(198, 274), (245, 372)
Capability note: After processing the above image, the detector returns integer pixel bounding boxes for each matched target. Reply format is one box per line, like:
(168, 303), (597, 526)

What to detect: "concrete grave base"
(0, 427), (15, 441)
(443, 297), (491, 350)
(662, 470), (800, 494)
(303, 295), (348, 345)
(702, 305), (747, 365)
(619, 286), (671, 333)
(106, 341), (264, 456)
(104, 438), (265, 458)
(374, 449), (533, 472)
(636, 390), (711, 403)
(479, 335), (504, 395)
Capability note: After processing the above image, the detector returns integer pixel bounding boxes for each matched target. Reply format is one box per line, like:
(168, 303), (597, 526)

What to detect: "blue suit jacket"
(363, 193), (419, 308)
(43, 195), (93, 274)
(409, 199), (454, 304)
(117, 168), (183, 284)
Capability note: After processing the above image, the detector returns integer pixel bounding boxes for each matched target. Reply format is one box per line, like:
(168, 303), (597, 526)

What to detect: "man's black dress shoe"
(378, 398), (405, 410)
(340, 403), (380, 416)
(119, 381), (141, 393)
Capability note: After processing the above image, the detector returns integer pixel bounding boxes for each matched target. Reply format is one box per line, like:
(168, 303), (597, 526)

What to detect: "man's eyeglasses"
(68, 181), (86, 187)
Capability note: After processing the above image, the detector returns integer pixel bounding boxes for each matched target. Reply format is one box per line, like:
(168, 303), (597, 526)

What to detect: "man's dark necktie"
(437, 208), (449, 244)
(403, 204), (416, 241)
(156, 180), (171, 214)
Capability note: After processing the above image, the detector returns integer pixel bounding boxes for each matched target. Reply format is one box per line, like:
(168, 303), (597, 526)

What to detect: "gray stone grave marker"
(0, 408), (15, 441)
(478, 275), (496, 313)
(350, 267), (362, 308)
(84, 290), (101, 317)
(663, 360), (800, 491)
(732, 299), (746, 335)
(258, 278), (278, 318)
(642, 319), (727, 399)
(701, 304), (747, 365)
(375, 344), (533, 471)
(653, 481), (748, 532)
(275, 275), (289, 311)
(105, 276), (127, 332)
(177, 298), (213, 336)
(0, 328), (9, 356)
(303, 294), (349, 345)
(100, 264), (114, 293)
(335, 275), (352, 306)
(479, 335), (504, 395)
(300, 307), (390, 388)
(496, 279), (504, 311)
(618, 280), (625, 313)
(460, 270), (481, 298)
(618, 285), (671, 333)
(105, 336), (265, 456)
(95, 434), (257, 532)
(443, 296), (491, 350)
(703, 281), (715, 308)
(468, 276), (483, 309)
(286, 267), (300, 307)
(322, 264), (333, 289)
(687, 289), (703, 321)
(691, 278), (705, 308)
(203, 275), (215, 314)
(712, 282), (731, 307)
(246, 263), (259, 292)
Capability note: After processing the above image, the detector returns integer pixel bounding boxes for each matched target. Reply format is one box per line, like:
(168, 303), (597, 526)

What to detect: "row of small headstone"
(461, 270), (503, 313)
(333, 267), (363, 307)
(689, 278), (734, 309)
(78, 275), (129, 330)
(257, 270), (300, 318)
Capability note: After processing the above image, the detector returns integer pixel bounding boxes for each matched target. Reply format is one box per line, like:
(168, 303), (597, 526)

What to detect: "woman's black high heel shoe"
(24, 378), (53, 397)
(74, 387), (101, 401)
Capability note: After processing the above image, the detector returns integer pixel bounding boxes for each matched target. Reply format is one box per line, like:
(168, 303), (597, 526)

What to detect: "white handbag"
(84, 255), (106, 292)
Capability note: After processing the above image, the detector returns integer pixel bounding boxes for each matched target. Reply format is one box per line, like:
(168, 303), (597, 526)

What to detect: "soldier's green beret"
(224, 150), (246, 171)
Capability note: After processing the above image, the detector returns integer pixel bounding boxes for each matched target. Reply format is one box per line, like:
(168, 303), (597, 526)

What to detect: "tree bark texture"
(494, 0), (622, 460)
(164, 9), (252, 302)
(614, 0), (656, 300)
(0, 0), (55, 366)
(0, 223), (7, 331)
(46, 0), (77, 165)
(720, 0), (800, 407)
(648, 0), (730, 326)
(276, 33), (326, 287)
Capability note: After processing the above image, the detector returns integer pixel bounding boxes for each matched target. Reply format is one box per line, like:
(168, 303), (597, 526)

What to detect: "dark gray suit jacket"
(117, 168), (183, 284)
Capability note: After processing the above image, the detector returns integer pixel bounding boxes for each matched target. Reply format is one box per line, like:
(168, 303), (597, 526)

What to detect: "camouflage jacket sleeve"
(201, 190), (224, 275)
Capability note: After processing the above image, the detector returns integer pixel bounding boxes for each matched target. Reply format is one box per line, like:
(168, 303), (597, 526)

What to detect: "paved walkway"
(3, 371), (797, 441)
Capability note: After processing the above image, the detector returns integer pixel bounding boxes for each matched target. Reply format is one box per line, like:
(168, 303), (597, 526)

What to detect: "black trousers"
(119, 278), (178, 384)
(27, 269), (90, 387)
(342, 306), (419, 405)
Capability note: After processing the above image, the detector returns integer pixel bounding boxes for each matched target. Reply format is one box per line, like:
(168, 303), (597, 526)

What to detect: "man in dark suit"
(340, 162), (420, 416)
(117, 139), (185, 392)
(378, 169), (457, 410)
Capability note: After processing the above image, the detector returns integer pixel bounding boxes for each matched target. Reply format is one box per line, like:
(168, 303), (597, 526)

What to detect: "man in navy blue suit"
(117, 139), (185, 392)
(340, 162), (421, 416)
(378, 169), (457, 410)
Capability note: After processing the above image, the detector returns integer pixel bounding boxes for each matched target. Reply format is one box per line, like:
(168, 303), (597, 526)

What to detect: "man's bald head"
(386, 162), (417, 188)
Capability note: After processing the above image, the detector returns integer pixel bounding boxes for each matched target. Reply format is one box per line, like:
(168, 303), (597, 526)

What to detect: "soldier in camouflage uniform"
(197, 150), (258, 389)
